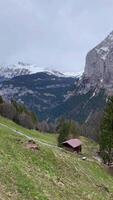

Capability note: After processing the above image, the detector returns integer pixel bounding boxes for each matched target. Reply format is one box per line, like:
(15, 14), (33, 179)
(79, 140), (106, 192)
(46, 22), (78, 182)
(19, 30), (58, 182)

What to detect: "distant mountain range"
(0, 62), (81, 80)
(0, 64), (79, 121)
(1, 31), (113, 123)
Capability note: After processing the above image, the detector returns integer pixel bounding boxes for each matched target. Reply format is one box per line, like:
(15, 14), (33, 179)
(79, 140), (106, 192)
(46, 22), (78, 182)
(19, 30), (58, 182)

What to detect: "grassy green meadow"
(0, 116), (113, 200)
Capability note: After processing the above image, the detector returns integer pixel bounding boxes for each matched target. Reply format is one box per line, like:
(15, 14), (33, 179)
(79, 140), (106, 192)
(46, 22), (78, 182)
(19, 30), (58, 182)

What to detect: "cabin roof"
(63, 139), (82, 148)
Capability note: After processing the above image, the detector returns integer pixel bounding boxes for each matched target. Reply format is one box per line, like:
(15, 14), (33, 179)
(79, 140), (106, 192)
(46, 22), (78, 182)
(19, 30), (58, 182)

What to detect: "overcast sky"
(0, 0), (113, 72)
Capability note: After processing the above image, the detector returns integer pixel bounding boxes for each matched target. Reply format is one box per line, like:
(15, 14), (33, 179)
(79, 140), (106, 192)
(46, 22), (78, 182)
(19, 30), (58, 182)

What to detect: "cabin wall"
(75, 145), (82, 153)
(63, 143), (82, 153)
(63, 143), (74, 152)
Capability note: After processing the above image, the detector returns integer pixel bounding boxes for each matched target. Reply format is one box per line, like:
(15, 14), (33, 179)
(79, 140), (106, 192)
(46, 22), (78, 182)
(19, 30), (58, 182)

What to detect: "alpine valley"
(1, 31), (113, 123)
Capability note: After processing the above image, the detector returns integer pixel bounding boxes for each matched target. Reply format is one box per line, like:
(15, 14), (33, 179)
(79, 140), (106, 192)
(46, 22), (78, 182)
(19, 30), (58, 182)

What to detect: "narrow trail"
(0, 122), (62, 150)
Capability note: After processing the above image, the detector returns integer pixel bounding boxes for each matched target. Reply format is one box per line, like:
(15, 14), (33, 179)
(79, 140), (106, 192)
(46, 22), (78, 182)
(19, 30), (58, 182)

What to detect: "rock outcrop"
(84, 31), (113, 95)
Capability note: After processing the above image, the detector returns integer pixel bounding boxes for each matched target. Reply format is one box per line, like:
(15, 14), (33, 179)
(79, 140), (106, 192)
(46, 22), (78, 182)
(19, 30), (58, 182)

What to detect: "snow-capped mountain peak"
(0, 62), (82, 80)
(0, 65), (30, 79)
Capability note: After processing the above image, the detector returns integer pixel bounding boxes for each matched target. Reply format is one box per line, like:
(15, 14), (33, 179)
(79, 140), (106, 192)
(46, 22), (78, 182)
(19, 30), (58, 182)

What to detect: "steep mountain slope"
(47, 88), (106, 123)
(0, 116), (113, 200)
(0, 72), (78, 121)
(54, 31), (113, 122)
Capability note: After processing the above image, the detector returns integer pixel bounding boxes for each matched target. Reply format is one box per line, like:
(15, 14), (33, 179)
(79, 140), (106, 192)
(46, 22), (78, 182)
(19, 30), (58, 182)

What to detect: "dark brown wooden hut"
(63, 139), (82, 153)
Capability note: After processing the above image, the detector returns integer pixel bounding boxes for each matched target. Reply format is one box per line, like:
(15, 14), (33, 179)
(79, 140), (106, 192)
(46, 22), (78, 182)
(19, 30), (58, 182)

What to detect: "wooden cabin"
(63, 139), (82, 153)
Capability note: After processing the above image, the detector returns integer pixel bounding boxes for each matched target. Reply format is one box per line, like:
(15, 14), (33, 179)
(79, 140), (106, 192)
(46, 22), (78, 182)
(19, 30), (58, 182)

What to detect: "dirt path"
(0, 122), (62, 150)
(93, 156), (102, 163)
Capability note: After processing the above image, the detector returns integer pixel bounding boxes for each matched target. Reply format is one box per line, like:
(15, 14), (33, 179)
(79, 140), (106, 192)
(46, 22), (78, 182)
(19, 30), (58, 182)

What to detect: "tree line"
(0, 96), (57, 132)
(0, 96), (38, 129)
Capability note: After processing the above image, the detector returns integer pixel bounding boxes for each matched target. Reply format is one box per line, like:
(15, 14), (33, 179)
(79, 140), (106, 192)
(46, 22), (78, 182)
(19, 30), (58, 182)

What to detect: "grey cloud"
(0, 0), (113, 72)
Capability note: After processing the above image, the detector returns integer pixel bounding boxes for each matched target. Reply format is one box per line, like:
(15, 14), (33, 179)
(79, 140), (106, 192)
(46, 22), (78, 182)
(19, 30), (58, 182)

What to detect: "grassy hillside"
(0, 116), (113, 200)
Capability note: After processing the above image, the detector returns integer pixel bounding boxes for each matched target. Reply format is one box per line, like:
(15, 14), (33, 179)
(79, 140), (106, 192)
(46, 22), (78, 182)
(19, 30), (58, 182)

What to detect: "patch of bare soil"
(25, 140), (39, 151)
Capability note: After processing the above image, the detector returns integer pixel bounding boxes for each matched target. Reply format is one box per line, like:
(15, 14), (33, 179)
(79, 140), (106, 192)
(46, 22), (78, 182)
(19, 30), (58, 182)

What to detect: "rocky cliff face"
(84, 31), (113, 95)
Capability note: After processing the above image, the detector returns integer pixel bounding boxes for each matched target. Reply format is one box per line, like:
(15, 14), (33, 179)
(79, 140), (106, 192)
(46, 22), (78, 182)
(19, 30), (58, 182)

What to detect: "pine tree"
(57, 119), (70, 147)
(100, 96), (113, 165)
(57, 119), (79, 147)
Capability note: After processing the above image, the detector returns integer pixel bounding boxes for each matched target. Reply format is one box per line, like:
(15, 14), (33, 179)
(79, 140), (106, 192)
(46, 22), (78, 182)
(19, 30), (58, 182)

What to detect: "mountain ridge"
(0, 62), (82, 80)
